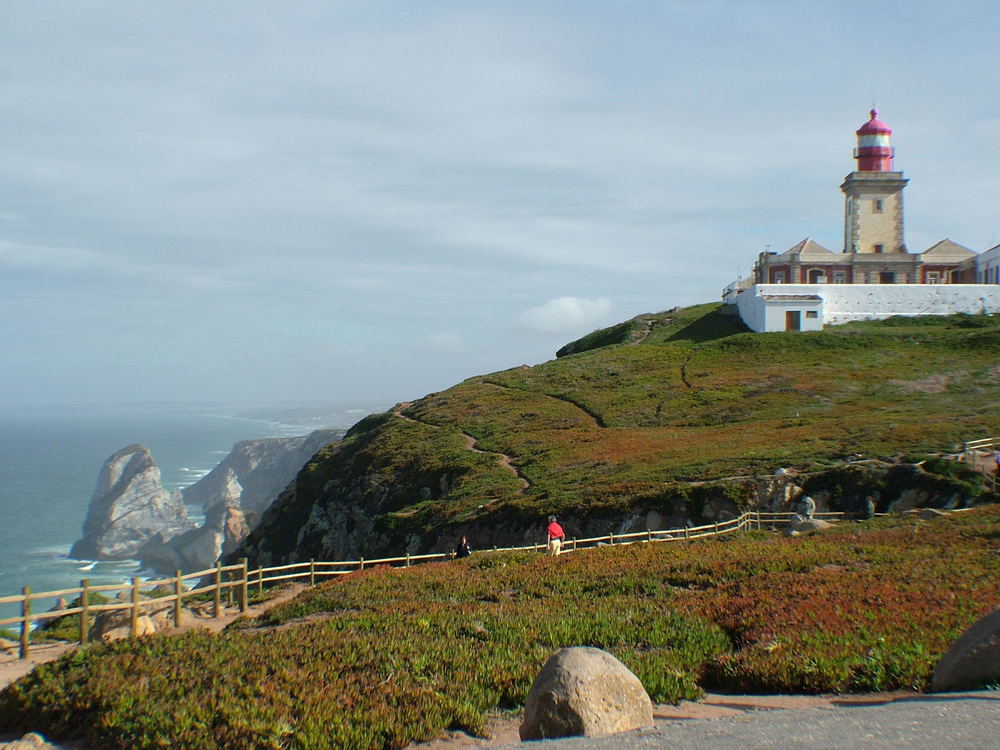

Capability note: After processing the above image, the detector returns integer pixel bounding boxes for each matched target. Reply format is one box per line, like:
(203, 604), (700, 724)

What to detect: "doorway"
(785, 310), (801, 331)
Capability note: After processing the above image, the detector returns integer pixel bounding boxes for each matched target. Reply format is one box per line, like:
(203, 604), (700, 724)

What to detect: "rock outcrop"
(69, 445), (193, 561)
(520, 647), (653, 740)
(72, 431), (343, 574)
(931, 607), (1000, 692)
(139, 429), (343, 573)
(183, 430), (342, 517)
(234, 437), (984, 571)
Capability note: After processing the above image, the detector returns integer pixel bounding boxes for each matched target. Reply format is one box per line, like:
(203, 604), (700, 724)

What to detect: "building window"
(927, 271), (939, 284)
(805, 311), (818, 319)
(874, 199), (883, 213)
(873, 244), (884, 254)
(773, 271), (785, 283)
(833, 271), (846, 284)
(880, 271), (895, 284)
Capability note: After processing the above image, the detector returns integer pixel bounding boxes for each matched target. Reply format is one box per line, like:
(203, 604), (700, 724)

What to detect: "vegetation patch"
(4, 508), (1000, 749)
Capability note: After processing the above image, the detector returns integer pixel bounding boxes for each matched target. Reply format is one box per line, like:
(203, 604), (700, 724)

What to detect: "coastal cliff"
(139, 428), (343, 572)
(233, 304), (1000, 568)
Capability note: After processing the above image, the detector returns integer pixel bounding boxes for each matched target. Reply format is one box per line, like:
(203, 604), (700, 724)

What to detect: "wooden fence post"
(309, 559), (316, 587)
(646, 529), (652, 542)
(20, 586), (30, 659)
(239, 559), (248, 613)
(174, 571), (183, 627)
(573, 538), (577, 551)
(257, 567), (264, 596)
(405, 552), (410, 568)
(130, 577), (139, 639)
(684, 526), (689, 540)
(359, 557), (365, 571)
(79, 579), (90, 645)
(609, 532), (615, 545)
(714, 521), (720, 536)
(213, 562), (221, 618)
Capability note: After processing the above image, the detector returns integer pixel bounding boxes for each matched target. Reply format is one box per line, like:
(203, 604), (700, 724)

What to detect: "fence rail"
(961, 437), (999, 492)
(1, 510), (861, 660)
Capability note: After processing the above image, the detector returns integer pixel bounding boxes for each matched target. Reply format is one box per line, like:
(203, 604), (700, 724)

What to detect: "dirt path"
(628, 316), (656, 345)
(0, 583), (307, 692)
(393, 403), (530, 492)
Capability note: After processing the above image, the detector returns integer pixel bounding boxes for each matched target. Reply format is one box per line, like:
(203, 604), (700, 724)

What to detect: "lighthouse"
(841, 109), (908, 257)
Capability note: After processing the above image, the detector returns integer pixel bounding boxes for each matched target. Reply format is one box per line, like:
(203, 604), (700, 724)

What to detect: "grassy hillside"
(4, 508), (1000, 749)
(236, 304), (1000, 565)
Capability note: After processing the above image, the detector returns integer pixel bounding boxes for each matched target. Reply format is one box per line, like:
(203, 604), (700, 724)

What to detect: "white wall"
(736, 289), (823, 333)
(976, 245), (1000, 284)
(737, 284), (1000, 332)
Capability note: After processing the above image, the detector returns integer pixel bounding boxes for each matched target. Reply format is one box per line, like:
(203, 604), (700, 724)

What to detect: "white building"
(729, 111), (998, 333)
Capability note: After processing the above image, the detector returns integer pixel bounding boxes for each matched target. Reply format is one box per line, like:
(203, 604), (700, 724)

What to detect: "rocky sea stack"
(69, 444), (193, 560)
(69, 430), (344, 573)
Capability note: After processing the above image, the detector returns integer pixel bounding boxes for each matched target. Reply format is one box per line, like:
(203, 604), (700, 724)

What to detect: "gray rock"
(787, 518), (833, 535)
(520, 647), (653, 740)
(70, 445), (193, 560)
(89, 609), (156, 643)
(128, 430), (341, 575)
(0, 734), (56, 749)
(183, 430), (342, 516)
(912, 507), (950, 520)
(932, 607), (1000, 692)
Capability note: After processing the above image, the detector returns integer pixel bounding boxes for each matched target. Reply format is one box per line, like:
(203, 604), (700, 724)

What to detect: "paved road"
(497, 692), (1000, 750)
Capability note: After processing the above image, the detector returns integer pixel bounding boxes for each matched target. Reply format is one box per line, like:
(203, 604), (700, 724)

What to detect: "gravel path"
(482, 691), (1000, 750)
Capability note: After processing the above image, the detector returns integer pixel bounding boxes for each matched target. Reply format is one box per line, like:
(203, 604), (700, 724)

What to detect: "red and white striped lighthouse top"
(855, 108), (894, 171)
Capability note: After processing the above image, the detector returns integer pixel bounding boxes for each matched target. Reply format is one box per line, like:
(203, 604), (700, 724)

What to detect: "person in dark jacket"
(455, 535), (472, 558)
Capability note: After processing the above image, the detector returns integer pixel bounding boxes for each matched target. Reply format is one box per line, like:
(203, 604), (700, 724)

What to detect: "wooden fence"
(962, 437), (1000, 492)
(0, 510), (848, 660)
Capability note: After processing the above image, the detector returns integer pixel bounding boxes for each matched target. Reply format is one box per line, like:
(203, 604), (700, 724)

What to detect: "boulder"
(145, 601), (196, 632)
(644, 509), (665, 531)
(787, 518), (833, 535)
(2, 733), (59, 749)
(70, 445), (194, 560)
(911, 507), (951, 520)
(932, 608), (1000, 692)
(90, 610), (156, 643)
(520, 647), (653, 740)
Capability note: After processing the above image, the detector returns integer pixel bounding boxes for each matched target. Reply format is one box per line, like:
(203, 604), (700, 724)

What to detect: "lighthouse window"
(873, 199), (883, 213)
(873, 244), (884, 254)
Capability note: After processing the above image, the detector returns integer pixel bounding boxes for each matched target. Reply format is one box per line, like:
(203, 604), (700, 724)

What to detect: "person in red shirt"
(546, 515), (565, 556)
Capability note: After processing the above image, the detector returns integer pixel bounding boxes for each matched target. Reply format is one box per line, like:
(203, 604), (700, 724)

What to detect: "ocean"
(0, 402), (380, 625)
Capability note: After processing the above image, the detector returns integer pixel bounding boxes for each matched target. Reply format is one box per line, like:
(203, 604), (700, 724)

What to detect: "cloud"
(515, 296), (613, 335)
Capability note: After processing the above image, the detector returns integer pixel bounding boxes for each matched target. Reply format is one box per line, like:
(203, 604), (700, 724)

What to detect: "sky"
(2, 1), (998, 409)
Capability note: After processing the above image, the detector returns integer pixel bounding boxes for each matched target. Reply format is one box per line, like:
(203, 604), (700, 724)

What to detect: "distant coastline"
(0, 402), (382, 622)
